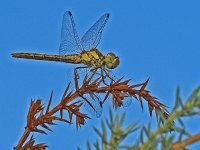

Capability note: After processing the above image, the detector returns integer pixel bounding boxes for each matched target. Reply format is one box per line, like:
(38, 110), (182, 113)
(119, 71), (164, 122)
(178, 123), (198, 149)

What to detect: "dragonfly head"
(104, 53), (119, 69)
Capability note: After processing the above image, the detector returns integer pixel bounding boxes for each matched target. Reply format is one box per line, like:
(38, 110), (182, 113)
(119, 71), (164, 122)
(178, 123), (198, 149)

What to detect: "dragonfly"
(12, 11), (131, 117)
(12, 11), (119, 82)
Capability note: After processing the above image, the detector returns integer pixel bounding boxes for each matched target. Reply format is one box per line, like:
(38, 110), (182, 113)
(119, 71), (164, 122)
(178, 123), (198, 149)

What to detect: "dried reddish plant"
(14, 73), (170, 149)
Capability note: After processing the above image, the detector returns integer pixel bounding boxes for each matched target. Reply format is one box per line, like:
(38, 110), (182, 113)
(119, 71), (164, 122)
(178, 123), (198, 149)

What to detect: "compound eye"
(105, 53), (119, 69)
(112, 57), (119, 68)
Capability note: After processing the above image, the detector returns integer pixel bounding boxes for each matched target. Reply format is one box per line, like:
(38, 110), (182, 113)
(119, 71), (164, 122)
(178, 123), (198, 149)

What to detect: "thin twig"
(172, 132), (200, 150)
(14, 74), (169, 149)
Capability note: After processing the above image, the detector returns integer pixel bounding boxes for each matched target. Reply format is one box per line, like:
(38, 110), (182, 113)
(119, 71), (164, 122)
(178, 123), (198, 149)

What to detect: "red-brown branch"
(14, 74), (170, 149)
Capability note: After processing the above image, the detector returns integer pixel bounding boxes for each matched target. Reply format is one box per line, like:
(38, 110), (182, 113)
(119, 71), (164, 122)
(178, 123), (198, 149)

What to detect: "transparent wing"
(75, 68), (103, 118)
(121, 92), (132, 107)
(81, 13), (110, 50)
(82, 93), (103, 118)
(59, 11), (83, 55)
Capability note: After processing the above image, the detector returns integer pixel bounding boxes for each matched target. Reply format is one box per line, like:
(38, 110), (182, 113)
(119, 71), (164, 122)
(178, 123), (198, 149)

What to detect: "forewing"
(81, 13), (109, 50)
(59, 11), (83, 55)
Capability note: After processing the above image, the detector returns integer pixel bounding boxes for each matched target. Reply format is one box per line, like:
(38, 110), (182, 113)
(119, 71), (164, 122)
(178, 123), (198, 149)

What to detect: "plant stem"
(172, 132), (200, 150)
(15, 127), (30, 149)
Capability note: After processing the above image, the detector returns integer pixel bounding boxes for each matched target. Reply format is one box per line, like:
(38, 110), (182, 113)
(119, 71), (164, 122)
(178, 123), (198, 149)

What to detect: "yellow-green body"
(12, 48), (105, 69)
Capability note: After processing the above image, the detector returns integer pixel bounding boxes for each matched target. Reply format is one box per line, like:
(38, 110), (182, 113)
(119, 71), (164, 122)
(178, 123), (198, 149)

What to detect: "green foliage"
(82, 85), (200, 150)
(87, 109), (139, 150)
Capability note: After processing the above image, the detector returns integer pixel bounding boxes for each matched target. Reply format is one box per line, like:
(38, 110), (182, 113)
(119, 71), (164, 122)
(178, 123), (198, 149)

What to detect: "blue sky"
(0, 0), (200, 149)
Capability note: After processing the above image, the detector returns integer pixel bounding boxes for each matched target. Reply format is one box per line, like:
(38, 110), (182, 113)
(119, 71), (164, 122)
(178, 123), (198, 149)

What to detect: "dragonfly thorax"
(81, 49), (119, 70)
(81, 49), (105, 68)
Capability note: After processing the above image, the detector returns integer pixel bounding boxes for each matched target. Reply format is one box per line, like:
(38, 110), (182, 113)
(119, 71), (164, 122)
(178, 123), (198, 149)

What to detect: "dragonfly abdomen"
(11, 53), (82, 64)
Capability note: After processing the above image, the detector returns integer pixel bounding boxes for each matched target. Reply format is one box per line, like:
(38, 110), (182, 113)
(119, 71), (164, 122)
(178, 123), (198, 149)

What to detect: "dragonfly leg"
(100, 68), (109, 86)
(75, 67), (98, 83)
(87, 68), (98, 83)
(105, 68), (116, 80)
(106, 69), (116, 82)
(89, 68), (108, 85)
(101, 68), (115, 85)
(89, 68), (108, 86)
(74, 66), (89, 79)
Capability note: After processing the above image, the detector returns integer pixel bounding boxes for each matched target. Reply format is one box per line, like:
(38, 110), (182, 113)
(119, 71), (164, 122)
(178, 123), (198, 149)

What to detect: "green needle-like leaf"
(86, 141), (91, 150)
(101, 120), (107, 142)
(109, 108), (113, 125)
(187, 85), (200, 103)
(93, 126), (102, 138)
(177, 118), (184, 128)
(119, 112), (126, 127)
